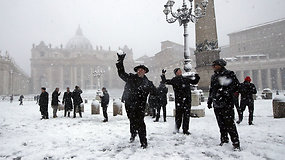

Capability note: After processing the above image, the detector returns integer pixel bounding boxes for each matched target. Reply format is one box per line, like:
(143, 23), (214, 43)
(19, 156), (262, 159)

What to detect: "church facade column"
(257, 69), (263, 90)
(81, 66), (84, 89)
(276, 68), (282, 90)
(267, 69), (272, 89)
(90, 67), (94, 89)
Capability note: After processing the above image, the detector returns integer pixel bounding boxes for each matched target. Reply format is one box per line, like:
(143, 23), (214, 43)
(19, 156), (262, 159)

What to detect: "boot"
(130, 135), (136, 143)
(141, 142), (148, 149)
(183, 131), (191, 135)
(233, 143), (241, 151)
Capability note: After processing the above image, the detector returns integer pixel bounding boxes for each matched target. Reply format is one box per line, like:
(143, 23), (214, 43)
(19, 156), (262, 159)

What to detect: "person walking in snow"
(237, 76), (257, 125)
(19, 95), (24, 105)
(10, 95), (13, 103)
(116, 51), (157, 149)
(51, 88), (61, 118)
(72, 86), (83, 118)
(100, 87), (110, 122)
(207, 59), (240, 150)
(62, 87), (73, 117)
(39, 87), (49, 119)
(161, 68), (200, 135)
(154, 82), (168, 122)
(148, 93), (158, 118)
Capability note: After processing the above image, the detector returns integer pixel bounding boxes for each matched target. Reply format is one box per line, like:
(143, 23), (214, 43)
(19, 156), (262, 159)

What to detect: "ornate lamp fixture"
(163, 0), (208, 72)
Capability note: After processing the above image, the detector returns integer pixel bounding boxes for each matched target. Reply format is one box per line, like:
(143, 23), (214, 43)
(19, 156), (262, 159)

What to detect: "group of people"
(38, 86), (84, 119)
(34, 51), (256, 151)
(9, 94), (24, 105)
(116, 52), (256, 150)
(148, 81), (168, 122)
(38, 86), (110, 122)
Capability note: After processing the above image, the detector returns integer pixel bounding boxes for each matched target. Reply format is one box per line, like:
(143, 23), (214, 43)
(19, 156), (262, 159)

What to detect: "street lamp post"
(163, 0), (208, 72)
(92, 68), (105, 89)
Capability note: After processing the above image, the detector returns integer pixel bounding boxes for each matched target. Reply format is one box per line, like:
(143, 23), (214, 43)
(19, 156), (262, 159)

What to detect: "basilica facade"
(30, 27), (134, 93)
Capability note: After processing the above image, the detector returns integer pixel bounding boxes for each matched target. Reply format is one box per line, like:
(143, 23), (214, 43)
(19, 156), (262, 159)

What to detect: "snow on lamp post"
(92, 68), (105, 90)
(163, 0), (208, 72)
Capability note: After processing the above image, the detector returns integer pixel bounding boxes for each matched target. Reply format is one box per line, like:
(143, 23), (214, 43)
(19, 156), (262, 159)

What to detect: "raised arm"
(160, 69), (173, 85)
(116, 52), (131, 82)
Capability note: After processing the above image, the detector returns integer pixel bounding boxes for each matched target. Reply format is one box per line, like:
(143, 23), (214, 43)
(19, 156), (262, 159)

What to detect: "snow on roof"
(229, 18), (285, 35)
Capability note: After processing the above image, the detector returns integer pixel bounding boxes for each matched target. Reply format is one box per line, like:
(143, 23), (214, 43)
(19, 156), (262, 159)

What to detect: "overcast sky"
(0, 0), (285, 75)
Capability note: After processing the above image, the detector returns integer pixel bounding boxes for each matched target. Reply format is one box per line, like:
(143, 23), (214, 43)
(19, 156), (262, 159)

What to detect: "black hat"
(173, 68), (181, 74)
(212, 59), (227, 67)
(134, 65), (149, 73)
(41, 87), (46, 90)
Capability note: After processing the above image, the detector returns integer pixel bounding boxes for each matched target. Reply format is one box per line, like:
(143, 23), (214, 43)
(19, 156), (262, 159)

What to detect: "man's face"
(67, 88), (70, 92)
(56, 88), (59, 92)
(41, 89), (45, 93)
(137, 68), (146, 78)
(175, 69), (182, 76)
(212, 64), (222, 72)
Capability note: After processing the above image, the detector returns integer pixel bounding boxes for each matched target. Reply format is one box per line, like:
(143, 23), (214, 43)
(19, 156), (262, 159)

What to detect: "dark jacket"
(39, 91), (49, 106)
(19, 95), (24, 100)
(157, 83), (168, 106)
(148, 93), (159, 108)
(161, 74), (200, 108)
(62, 91), (73, 110)
(72, 88), (83, 105)
(100, 91), (110, 107)
(116, 61), (157, 110)
(51, 90), (60, 106)
(208, 67), (240, 108)
(239, 81), (257, 100)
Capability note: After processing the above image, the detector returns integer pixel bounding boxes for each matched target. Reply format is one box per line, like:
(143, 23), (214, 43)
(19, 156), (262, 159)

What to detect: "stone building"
(31, 27), (134, 93)
(221, 18), (285, 90)
(0, 52), (30, 95)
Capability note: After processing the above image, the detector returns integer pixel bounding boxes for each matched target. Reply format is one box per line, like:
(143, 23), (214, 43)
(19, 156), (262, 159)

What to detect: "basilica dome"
(66, 26), (93, 50)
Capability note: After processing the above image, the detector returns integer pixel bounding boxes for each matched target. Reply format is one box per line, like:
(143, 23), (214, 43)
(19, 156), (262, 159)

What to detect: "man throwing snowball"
(161, 68), (200, 135)
(116, 50), (157, 149)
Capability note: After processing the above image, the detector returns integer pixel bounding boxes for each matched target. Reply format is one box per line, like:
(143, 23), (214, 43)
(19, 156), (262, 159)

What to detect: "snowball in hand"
(117, 50), (125, 56)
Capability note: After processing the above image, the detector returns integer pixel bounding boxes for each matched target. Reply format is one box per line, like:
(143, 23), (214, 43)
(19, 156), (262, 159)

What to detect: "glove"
(117, 51), (126, 62)
(207, 104), (212, 109)
(195, 74), (200, 78)
(162, 69), (166, 74)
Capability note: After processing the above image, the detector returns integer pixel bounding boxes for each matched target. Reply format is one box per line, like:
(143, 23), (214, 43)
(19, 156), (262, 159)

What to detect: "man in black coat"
(100, 87), (110, 122)
(19, 95), (24, 105)
(51, 88), (61, 118)
(62, 87), (73, 117)
(237, 76), (257, 125)
(154, 82), (168, 122)
(72, 86), (83, 118)
(161, 68), (200, 135)
(207, 59), (240, 150)
(116, 51), (157, 149)
(39, 87), (49, 119)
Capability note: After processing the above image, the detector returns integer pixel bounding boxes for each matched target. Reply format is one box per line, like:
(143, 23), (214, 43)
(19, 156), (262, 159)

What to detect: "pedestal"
(91, 100), (100, 114)
(113, 100), (123, 116)
(273, 96), (285, 118)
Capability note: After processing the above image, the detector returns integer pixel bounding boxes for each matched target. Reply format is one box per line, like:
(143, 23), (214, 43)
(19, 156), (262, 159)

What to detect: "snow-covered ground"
(0, 92), (285, 160)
